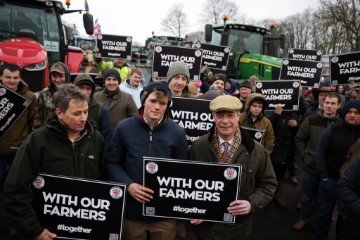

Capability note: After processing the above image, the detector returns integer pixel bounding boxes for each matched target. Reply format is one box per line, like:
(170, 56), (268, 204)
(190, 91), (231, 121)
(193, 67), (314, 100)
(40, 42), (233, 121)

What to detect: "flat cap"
(210, 95), (242, 112)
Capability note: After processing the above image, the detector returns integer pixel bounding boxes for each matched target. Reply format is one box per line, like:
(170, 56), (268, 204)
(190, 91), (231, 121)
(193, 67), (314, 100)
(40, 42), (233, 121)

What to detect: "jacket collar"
(207, 124), (255, 152)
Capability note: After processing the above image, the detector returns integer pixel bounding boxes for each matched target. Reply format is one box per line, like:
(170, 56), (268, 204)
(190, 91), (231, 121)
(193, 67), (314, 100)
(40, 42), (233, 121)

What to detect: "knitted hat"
(212, 73), (228, 85)
(340, 100), (360, 118)
(239, 80), (252, 90)
(74, 73), (95, 94)
(204, 88), (220, 100)
(102, 69), (121, 82)
(166, 61), (190, 83)
(210, 95), (242, 112)
(140, 81), (172, 106)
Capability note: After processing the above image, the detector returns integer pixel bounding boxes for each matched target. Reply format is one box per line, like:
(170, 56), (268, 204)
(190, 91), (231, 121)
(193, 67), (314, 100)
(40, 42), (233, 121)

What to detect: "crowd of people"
(0, 57), (360, 240)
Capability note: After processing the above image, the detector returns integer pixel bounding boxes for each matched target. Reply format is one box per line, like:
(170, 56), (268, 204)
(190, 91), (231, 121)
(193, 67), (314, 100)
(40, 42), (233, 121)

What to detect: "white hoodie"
(119, 79), (143, 108)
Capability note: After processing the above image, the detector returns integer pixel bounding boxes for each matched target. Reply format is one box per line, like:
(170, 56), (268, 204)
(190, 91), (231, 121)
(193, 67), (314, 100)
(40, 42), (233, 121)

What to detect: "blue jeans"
(299, 170), (320, 223)
(315, 178), (337, 240)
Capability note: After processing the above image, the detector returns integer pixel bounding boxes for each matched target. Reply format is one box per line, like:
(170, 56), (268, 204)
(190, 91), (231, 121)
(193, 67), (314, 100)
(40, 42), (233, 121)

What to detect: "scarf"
(211, 126), (242, 164)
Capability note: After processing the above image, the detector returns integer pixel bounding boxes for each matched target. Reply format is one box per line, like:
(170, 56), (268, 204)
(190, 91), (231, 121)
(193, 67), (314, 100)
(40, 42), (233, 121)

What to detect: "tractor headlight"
(25, 60), (47, 71)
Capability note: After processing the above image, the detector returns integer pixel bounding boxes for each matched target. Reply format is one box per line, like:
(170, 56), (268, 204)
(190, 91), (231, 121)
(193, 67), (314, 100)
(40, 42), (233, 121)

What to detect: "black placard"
(169, 97), (213, 144)
(254, 80), (300, 111)
(288, 48), (322, 61)
(0, 86), (31, 139)
(194, 43), (230, 70)
(330, 52), (360, 84)
(152, 45), (203, 80)
(143, 157), (241, 223)
(240, 127), (265, 143)
(279, 58), (324, 87)
(96, 34), (132, 60)
(32, 174), (126, 240)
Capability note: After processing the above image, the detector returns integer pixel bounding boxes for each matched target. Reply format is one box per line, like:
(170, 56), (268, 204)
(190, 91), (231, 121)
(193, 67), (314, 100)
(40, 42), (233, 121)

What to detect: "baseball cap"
(50, 63), (65, 74)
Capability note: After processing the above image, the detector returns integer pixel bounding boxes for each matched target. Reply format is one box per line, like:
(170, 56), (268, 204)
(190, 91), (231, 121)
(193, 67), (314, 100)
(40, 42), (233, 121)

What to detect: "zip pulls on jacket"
(148, 130), (153, 157)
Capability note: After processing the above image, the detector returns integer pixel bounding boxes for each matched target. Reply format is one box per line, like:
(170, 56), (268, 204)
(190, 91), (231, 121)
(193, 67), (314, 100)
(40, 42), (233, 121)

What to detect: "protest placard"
(96, 34), (132, 60)
(143, 157), (241, 223)
(169, 97), (213, 144)
(0, 86), (31, 139)
(279, 58), (324, 87)
(288, 48), (322, 61)
(240, 127), (265, 143)
(254, 80), (300, 111)
(152, 45), (203, 80)
(330, 51), (360, 84)
(194, 42), (230, 70)
(32, 174), (126, 240)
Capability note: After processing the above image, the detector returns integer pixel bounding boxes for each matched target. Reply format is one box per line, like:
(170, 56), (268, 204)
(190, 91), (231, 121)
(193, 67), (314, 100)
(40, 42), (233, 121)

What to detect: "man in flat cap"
(189, 95), (277, 240)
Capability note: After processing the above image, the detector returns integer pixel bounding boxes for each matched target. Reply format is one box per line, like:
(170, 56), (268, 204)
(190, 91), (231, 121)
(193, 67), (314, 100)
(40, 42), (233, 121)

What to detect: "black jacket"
(3, 115), (105, 238)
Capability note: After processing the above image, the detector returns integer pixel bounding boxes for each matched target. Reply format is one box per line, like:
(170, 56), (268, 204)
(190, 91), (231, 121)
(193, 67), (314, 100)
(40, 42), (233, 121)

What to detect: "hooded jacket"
(73, 74), (113, 149)
(226, 79), (240, 95)
(239, 93), (275, 153)
(34, 62), (71, 128)
(3, 114), (105, 238)
(0, 81), (36, 155)
(119, 79), (143, 108)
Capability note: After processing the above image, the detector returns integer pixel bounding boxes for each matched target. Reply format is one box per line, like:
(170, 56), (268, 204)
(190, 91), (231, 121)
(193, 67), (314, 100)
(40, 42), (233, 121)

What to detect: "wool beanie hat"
(204, 88), (220, 100)
(213, 73), (228, 85)
(140, 81), (172, 106)
(239, 80), (252, 90)
(102, 69), (121, 83)
(339, 100), (360, 118)
(166, 61), (190, 83)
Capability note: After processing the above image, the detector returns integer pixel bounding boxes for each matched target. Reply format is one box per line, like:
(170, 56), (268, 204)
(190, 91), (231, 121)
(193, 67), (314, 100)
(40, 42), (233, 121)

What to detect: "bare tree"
(161, 3), (188, 38)
(319, 0), (360, 52)
(187, 31), (205, 43)
(275, 7), (351, 55)
(201, 0), (240, 24)
(279, 9), (314, 50)
(312, 9), (350, 54)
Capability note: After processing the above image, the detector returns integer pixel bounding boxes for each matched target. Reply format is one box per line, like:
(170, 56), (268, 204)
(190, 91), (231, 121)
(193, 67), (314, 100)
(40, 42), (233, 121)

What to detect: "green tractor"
(205, 18), (285, 80)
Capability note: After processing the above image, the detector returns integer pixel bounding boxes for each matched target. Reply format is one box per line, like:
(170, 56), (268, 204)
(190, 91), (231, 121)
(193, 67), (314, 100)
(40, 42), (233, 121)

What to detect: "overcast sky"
(62, 0), (320, 45)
